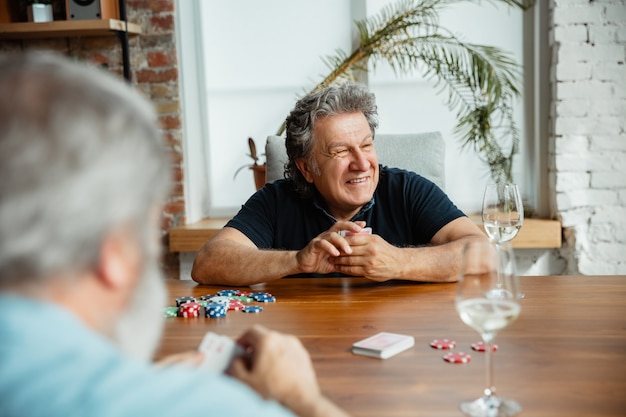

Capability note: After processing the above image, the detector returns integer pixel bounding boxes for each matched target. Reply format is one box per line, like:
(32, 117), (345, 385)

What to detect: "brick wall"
(549, 0), (626, 274)
(0, 0), (184, 278)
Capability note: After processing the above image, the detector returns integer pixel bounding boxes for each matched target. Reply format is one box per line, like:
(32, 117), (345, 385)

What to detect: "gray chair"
(265, 132), (446, 190)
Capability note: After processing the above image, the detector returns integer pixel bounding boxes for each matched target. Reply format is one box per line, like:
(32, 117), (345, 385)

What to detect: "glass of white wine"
(482, 183), (523, 244)
(456, 241), (522, 417)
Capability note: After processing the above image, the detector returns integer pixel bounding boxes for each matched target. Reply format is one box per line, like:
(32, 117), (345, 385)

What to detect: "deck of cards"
(198, 331), (244, 373)
(352, 332), (415, 359)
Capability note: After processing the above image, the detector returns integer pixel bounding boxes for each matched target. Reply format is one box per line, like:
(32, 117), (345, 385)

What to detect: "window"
(176, 0), (538, 221)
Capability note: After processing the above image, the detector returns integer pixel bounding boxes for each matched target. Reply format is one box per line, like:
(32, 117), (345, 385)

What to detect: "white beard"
(113, 257), (167, 362)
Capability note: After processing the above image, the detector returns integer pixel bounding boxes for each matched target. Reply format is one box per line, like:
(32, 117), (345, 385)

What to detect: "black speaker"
(66, 0), (119, 20)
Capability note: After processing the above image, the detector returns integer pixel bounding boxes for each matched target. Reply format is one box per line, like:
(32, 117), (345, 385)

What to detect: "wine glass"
(482, 183), (524, 245)
(482, 183), (524, 298)
(456, 241), (522, 417)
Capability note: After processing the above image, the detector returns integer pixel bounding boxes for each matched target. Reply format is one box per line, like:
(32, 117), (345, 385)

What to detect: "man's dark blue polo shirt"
(226, 166), (465, 251)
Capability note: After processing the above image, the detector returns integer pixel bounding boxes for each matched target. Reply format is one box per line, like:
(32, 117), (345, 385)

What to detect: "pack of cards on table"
(352, 332), (415, 359)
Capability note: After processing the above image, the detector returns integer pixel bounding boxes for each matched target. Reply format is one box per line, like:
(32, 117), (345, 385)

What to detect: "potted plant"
(234, 137), (266, 190)
(25, 0), (54, 23)
(272, 0), (534, 185)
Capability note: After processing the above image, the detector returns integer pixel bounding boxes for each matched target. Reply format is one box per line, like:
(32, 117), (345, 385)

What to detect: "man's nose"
(351, 149), (370, 170)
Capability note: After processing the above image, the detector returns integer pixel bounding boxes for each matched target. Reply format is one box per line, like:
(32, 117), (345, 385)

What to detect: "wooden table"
(156, 276), (626, 417)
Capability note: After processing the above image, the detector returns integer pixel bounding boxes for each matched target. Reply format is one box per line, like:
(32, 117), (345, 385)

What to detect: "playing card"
(198, 332), (244, 372)
(352, 332), (414, 359)
(339, 227), (372, 237)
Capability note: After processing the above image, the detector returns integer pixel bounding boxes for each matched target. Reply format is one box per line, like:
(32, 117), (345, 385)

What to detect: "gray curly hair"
(284, 82), (378, 198)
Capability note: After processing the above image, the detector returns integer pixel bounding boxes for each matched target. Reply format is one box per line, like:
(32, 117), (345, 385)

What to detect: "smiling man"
(192, 82), (486, 286)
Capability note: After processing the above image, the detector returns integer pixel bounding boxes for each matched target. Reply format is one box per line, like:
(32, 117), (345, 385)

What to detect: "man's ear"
(295, 158), (315, 183)
(96, 227), (141, 292)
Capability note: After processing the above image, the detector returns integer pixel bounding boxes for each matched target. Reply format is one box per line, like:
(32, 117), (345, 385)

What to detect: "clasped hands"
(295, 220), (400, 281)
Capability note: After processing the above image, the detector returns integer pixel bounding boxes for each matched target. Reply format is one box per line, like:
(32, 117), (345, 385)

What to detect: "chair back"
(265, 132), (446, 190)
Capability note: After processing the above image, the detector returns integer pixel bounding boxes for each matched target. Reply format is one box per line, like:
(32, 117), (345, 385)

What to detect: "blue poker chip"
(250, 292), (275, 302)
(217, 289), (238, 296)
(204, 302), (227, 318)
(257, 295), (276, 303)
(242, 305), (263, 313)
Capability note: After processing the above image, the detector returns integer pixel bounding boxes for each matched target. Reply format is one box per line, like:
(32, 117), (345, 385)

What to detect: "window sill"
(169, 216), (562, 253)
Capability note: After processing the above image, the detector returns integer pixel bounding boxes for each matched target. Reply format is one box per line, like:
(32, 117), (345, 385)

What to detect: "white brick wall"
(550, 0), (626, 274)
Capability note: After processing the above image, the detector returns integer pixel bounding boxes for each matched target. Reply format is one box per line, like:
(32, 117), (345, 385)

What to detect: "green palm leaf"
(276, 0), (535, 183)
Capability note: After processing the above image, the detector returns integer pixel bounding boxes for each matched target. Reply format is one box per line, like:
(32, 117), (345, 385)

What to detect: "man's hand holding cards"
(198, 332), (245, 373)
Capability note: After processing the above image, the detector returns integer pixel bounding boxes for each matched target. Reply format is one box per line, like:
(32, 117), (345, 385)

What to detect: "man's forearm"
(191, 239), (301, 286)
(396, 234), (486, 282)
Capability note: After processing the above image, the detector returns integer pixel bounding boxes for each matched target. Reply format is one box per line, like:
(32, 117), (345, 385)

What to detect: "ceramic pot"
(251, 164), (266, 190)
(27, 4), (53, 23)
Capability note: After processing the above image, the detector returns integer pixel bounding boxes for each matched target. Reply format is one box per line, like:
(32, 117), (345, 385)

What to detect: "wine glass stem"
(495, 242), (504, 288)
(483, 339), (496, 399)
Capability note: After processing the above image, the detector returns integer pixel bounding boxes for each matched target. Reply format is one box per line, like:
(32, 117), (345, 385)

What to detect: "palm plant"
(276, 0), (534, 184)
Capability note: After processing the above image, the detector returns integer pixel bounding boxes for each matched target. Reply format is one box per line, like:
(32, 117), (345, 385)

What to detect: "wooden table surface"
(155, 276), (626, 417)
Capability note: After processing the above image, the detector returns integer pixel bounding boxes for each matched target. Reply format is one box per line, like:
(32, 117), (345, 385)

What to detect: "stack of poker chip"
(250, 292), (276, 303)
(176, 296), (197, 307)
(204, 302), (227, 318)
(166, 289), (276, 319)
(178, 301), (201, 318)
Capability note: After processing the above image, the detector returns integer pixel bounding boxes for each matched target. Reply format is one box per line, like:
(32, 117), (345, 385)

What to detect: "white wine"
(484, 221), (521, 242)
(457, 298), (520, 336)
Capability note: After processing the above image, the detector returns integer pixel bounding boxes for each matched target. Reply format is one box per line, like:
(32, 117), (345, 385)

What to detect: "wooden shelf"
(0, 19), (141, 39)
(469, 215), (562, 249)
(169, 218), (229, 253)
(169, 216), (562, 253)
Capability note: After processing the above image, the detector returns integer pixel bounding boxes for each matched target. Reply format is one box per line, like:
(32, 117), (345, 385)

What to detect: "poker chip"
(175, 296), (197, 307)
(171, 292), (272, 318)
(217, 289), (239, 297)
(227, 299), (245, 311)
(443, 351), (471, 364)
(232, 295), (253, 303)
(178, 301), (201, 318)
(471, 342), (498, 352)
(242, 305), (263, 313)
(430, 339), (456, 350)
(250, 292), (274, 302)
(205, 302), (227, 318)
(208, 296), (231, 306)
(164, 306), (178, 318)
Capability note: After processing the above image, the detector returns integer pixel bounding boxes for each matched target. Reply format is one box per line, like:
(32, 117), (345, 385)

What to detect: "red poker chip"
(430, 339), (456, 350)
(227, 300), (245, 311)
(443, 351), (471, 364)
(471, 342), (498, 352)
(178, 301), (201, 318)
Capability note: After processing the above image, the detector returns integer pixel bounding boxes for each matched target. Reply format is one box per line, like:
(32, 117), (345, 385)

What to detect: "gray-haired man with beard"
(0, 53), (348, 417)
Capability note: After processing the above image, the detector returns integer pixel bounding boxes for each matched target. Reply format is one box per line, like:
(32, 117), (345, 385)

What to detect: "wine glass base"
(460, 396), (521, 417)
